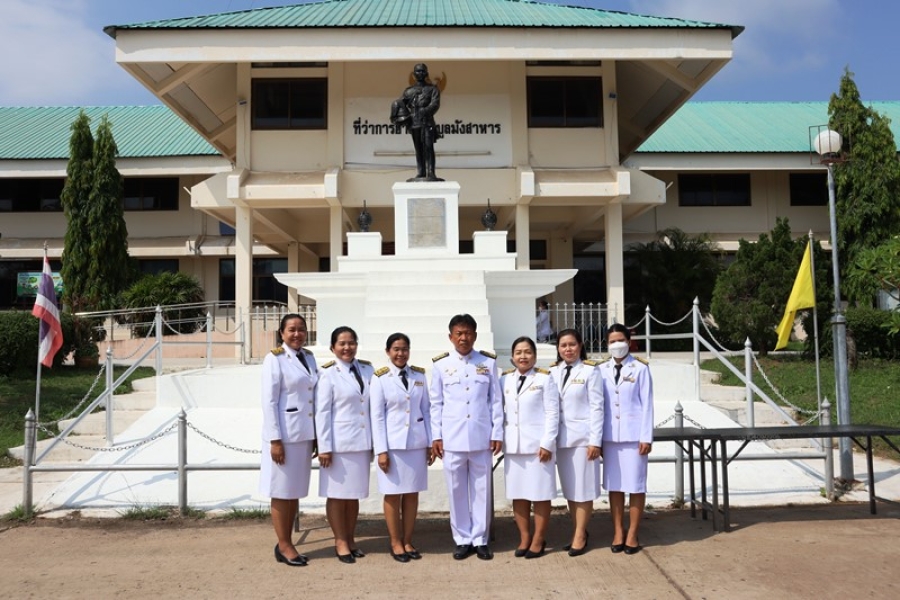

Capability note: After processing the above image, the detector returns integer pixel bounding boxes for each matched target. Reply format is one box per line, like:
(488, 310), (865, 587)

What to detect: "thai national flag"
(31, 256), (63, 367)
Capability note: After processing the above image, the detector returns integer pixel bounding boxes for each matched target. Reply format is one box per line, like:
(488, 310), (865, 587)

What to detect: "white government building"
(2, 0), (899, 349)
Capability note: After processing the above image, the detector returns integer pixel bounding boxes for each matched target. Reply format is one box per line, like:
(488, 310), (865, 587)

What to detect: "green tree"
(59, 111), (94, 315)
(87, 115), (130, 311)
(828, 68), (900, 303)
(120, 272), (206, 336)
(625, 227), (723, 321)
(711, 219), (830, 356)
(845, 235), (900, 334)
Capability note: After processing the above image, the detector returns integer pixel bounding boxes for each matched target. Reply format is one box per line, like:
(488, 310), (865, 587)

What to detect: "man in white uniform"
(431, 314), (503, 560)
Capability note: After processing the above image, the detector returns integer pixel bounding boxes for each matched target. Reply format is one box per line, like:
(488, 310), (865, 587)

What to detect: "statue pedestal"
(392, 181), (460, 257)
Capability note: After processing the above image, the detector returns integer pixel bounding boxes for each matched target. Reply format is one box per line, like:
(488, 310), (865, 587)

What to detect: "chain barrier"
(35, 420), (179, 452)
(625, 314), (647, 330)
(655, 414), (676, 428)
(648, 309), (692, 328)
(114, 322), (157, 360)
(750, 353), (818, 416)
(186, 421), (261, 455)
(699, 317), (734, 353)
(37, 364), (107, 427)
(654, 412), (706, 429)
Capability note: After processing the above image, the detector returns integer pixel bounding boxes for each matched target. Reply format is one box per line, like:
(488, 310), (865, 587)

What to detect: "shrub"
(0, 310), (76, 374)
(119, 272), (205, 336)
(813, 306), (900, 360)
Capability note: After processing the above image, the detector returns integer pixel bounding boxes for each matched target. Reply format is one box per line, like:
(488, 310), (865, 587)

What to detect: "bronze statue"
(391, 63), (443, 182)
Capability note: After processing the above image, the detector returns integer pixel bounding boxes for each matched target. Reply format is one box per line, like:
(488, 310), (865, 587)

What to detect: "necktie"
(614, 364), (622, 384)
(517, 375), (527, 393)
(296, 351), (309, 372)
(350, 364), (365, 393)
(400, 368), (409, 390)
(562, 365), (572, 387)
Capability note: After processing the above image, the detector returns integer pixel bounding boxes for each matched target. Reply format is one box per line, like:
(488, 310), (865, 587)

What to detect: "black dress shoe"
(611, 543), (626, 554)
(274, 544), (308, 567)
(453, 544), (474, 560)
(335, 549), (356, 564)
(350, 548), (366, 558)
(475, 545), (494, 560)
(624, 545), (643, 555)
(524, 542), (546, 559)
(391, 550), (411, 563)
(514, 547), (528, 558)
(565, 530), (588, 552)
(405, 547), (422, 560)
(568, 531), (589, 557)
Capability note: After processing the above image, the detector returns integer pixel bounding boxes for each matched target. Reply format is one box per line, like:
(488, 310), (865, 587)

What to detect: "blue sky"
(1, 0), (896, 107)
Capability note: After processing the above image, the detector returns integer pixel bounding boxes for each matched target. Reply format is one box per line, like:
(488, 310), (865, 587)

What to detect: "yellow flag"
(775, 241), (816, 350)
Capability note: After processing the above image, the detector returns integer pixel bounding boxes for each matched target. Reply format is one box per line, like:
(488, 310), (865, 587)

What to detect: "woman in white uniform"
(600, 323), (653, 555)
(551, 328), (603, 557)
(315, 326), (374, 564)
(259, 313), (317, 567)
(370, 333), (433, 563)
(501, 336), (559, 559)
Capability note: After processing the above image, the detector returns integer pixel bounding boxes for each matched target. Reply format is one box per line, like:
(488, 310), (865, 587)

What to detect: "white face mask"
(608, 341), (629, 359)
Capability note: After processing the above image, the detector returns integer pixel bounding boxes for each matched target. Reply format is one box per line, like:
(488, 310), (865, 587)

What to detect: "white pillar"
(286, 241), (300, 312)
(515, 204), (530, 269)
(235, 205), (254, 356)
(329, 205), (343, 272)
(605, 202), (625, 324)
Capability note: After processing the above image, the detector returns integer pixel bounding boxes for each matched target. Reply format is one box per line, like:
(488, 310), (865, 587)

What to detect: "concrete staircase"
(9, 377), (157, 464)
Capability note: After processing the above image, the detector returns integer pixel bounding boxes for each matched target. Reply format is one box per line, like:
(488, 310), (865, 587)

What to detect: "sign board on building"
(17, 272), (64, 297)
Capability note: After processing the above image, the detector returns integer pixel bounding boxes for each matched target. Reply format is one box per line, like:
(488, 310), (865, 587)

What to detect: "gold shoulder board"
(549, 361), (558, 368)
(535, 367), (549, 375)
(502, 368), (515, 375)
(410, 365), (425, 373)
(583, 359), (598, 366)
(633, 355), (649, 365)
(358, 359), (372, 366)
(480, 350), (497, 359)
(432, 352), (449, 362)
(321, 360), (335, 369)
(374, 367), (390, 377)
(271, 347), (285, 355)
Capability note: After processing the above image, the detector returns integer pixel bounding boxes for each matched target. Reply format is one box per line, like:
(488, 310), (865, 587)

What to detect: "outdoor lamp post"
(813, 127), (853, 482)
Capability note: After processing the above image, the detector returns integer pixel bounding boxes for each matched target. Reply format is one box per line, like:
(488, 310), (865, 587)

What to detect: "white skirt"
(602, 441), (648, 493)
(376, 448), (428, 495)
(258, 440), (313, 500)
(319, 450), (371, 499)
(557, 446), (601, 502)
(504, 453), (557, 502)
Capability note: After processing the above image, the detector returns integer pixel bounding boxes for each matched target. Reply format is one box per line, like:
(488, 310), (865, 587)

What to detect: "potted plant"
(73, 319), (101, 368)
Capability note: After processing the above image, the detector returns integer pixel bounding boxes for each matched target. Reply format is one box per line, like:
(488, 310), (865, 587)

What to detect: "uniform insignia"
(479, 350), (496, 359)
(374, 366), (390, 377)
(321, 360), (335, 369)
(271, 347), (285, 355)
(410, 365), (425, 373)
(535, 367), (549, 375)
(549, 361), (558, 368)
(358, 359), (372, 365)
(502, 368), (515, 375)
(432, 352), (449, 362)
(633, 355), (649, 365)
(583, 359), (598, 366)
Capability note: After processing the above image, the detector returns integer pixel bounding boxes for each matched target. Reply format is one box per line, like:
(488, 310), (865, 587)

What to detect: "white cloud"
(0, 0), (142, 106)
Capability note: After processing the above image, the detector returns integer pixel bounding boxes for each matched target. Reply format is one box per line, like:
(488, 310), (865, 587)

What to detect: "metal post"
(23, 409), (36, 518)
(205, 311), (213, 369)
(822, 398), (834, 500)
(155, 305), (163, 375)
(178, 409), (188, 514)
(239, 306), (246, 365)
(674, 401), (684, 505)
(105, 346), (114, 446)
(692, 298), (700, 402)
(744, 338), (754, 427)
(644, 305), (652, 359)
(826, 163), (853, 481)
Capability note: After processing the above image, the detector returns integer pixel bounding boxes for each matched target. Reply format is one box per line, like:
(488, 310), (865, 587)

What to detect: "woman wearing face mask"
(600, 323), (654, 555)
(550, 328), (603, 557)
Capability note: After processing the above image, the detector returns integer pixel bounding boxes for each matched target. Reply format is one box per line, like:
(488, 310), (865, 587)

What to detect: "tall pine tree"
(60, 111), (94, 315)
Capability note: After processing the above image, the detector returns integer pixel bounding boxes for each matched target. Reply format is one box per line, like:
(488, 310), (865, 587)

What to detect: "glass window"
(678, 174), (751, 207)
(789, 172), (828, 206)
(0, 178), (64, 212)
(219, 258), (289, 304)
(527, 77), (602, 128)
(138, 259), (180, 275)
(123, 178), (179, 211)
(252, 79), (328, 130)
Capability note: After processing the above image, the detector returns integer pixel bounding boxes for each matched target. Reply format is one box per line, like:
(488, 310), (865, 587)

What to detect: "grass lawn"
(701, 355), (900, 454)
(0, 365), (155, 465)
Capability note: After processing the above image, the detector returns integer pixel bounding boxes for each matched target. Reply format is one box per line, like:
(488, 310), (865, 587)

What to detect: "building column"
(329, 205), (343, 272)
(605, 202), (624, 325)
(286, 241), (300, 311)
(515, 204), (530, 269)
(235, 204), (254, 356)
(549, 235), (574, 304)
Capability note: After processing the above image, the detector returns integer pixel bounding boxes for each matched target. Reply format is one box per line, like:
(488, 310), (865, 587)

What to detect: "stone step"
(110, 391), (156, 411)
(701, 383), (747, 403)
(57, 410), (146, 436)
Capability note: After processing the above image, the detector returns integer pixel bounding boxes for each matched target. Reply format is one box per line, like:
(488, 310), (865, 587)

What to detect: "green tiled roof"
(637, 101), (900, 153)
(106, 0), (741, 35)
(0, 106), (220, 160)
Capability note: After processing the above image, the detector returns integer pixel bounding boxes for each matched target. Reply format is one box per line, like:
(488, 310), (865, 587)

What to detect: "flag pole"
(808, 231), (823, 417)
(34, 242), (48, 422)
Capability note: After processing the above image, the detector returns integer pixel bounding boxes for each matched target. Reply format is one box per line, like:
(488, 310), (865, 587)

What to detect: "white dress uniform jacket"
(261, 344), (318, 443)
(430, 349), (503, 450)
(501, 368), (559, 455)
(315, 359), (375, 454)
(370, 364), (432, 454)
(599, 354), (654, 444)
(550, 360), (604, 448)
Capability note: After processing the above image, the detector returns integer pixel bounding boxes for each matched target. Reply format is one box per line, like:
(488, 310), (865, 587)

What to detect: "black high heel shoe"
(274, 544), (308, 567)
(391, 550), (411, 563)
(624, 544), (643, 555)
(335, 549), (356, 564)
(610, 543), (626, 554)
(405, 546), (422, 560)
(524, 541), (546, 559)
(565, 531), (589, 555)
(514, 547), (529, 558)
(568, 531), (590, 557)
(350, 548), (366, 558)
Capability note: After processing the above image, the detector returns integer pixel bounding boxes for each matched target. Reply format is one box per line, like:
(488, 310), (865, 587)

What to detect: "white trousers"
(443, 449), (493, 546)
